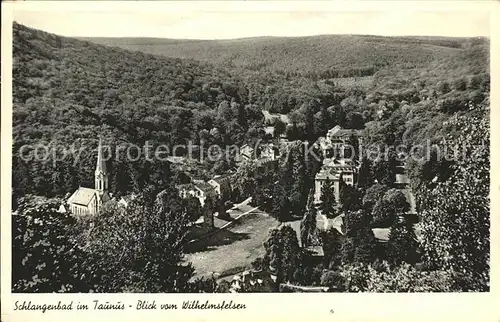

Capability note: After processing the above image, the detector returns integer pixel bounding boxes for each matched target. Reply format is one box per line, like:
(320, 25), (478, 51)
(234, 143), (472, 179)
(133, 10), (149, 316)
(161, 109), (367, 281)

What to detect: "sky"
(10, 2), (491, 39)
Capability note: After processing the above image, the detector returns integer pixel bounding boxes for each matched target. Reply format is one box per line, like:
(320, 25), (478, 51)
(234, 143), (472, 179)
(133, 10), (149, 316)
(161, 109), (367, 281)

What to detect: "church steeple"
(95, 137), (108, 194)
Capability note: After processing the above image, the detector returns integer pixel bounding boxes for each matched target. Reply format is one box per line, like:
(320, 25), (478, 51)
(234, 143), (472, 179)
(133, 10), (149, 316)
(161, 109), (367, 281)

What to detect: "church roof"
(96, 137), (107, 173)
(68, 187), (98, 206)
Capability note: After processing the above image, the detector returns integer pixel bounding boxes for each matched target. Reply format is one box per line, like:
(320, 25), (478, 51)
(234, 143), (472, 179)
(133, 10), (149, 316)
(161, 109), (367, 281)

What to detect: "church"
(67, 138), (111, 215)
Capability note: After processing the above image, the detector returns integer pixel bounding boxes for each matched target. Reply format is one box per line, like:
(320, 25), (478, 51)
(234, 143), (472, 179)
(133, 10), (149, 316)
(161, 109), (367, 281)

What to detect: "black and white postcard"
(1, 1), (498, 322)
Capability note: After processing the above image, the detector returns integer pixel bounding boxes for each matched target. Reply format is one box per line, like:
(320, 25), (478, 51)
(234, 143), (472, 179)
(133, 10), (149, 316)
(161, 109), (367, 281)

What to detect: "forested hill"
(12, 21), (490, 205)
(12, 22), (491, 293)
(12, 21), (262, 199)
(82, 34), (489, 76)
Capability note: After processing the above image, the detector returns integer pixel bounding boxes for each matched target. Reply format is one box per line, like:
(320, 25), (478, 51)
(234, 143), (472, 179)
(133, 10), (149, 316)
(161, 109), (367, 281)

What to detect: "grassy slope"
(82, 34), (487, 73)
(185, 212), (279, 279)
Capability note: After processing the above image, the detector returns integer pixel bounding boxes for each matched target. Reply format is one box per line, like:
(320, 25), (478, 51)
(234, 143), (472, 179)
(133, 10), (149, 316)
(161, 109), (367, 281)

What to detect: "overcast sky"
(11, 2), (491, 39)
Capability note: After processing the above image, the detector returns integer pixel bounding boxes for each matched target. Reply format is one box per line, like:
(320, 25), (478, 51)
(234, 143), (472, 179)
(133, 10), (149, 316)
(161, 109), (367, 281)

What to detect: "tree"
(339, 262), (373, 291)
(346, 112), (364, 130)
(214, 195), (226, 218)
(304, 100), (316, 141)
(341, 262), (454, 292)
(352, 228), (378, 264)
(290, 145), (308, 215)
(468, 75), (481, 90)
(316, 104), (333, 136)
(263, 226), (304, 287)
(372, 148), (398, 186)
(12, 196), (86, 292)
(202, 195), (216, 227)
(453, 77), (467, 91)
(371, 189), (409, 227)
(339, 236), (356, 265)
(274, 119), (286, 138)
(357, 157), (374, 191)
(418, 114), (489, 291)
(75, 187), (194, 292)
(362, 184), (389, 212)
(304, 141), (323, 186)
(236, 101), (247, 127)
(386, 222), (419, 265)
(321, 178), (339, 219)
(272, 185), (292, 222)
(340, 211), (377, 264)
(320, 270), (345, 291)
(436, 80), (451, 94)
(185, 276), (218, 293)
(343, 209), (369, 236)
(184, 196), (204, 222)
(371, 199), (396, 227)
(217, 100), (233, 121)
(286, 122), (300, 141)
(300, 190), (318, 247)
(203, 194), (216, 215)
(384, 188), (410, 214)
(272, 143), (308, 220)
(321, 227), (343, 270)
(339, 180), (362, 212)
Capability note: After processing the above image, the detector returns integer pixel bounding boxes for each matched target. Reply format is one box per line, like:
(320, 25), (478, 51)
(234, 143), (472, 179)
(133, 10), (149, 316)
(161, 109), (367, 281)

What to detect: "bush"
(320, 270), (345, 291)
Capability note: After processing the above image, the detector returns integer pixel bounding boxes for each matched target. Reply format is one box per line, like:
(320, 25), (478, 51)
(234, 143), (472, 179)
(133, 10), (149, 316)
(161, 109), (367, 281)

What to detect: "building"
(208, 174), (232, 197)
(314, 168), (342, 205)
(240, 144), (255, 161)
(314, 159), (359, 204)
(314, 126), (364, 206)
(235, 144), (255, 164)
(177, 180), (216, 228)
(323, 158), (359, 185)
(320, 125), (364, 161)
(264, 126), (275, 138)
(67, 138), (111, 215)
(118, 194), (136, 208)
(177, 181), (216, 207)
(259, 143), (279, 161)
(227, 270), (275, 293)
(262, 110), (291, 125)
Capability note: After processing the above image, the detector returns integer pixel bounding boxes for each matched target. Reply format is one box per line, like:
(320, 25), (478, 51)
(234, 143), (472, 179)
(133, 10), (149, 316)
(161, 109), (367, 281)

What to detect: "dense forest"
(84, 34), (487, 78)
(11, 22), (490, 292)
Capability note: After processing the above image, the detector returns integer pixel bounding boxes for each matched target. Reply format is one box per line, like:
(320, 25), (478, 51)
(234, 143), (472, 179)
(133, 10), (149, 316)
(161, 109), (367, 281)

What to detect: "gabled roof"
(237, 145), (254, 161)
(372, 228), (391, 242)
(328, 125), (362, 137)
(264, 126), (275, 135)
(306, 245), (325, 257)
(210, 174), (232, 184)
(315, 168), (341, 180)
(262, 110), (291, 125)
(177, 183), (195, 190)
(68, 187), (98, 206)
(195, 182), (216, 194)
(120, 194), (136, 203)
(324, 158), (358, 167)
(240, 144), (254, 152)
(261, 143), (278, 151)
